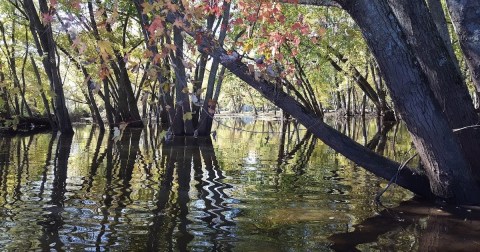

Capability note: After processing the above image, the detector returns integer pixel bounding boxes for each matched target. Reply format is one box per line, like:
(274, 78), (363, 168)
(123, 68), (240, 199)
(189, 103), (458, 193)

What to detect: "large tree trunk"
(387, 0), (480, 180)
(335, 0), (480, 203)
(0, 67), (11, 118)
(445, 0), (480, 91)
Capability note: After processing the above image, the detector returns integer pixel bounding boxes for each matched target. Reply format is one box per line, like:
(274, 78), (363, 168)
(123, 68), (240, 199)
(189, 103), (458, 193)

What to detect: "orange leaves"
(166, 1), (179, 12)
(173, 18), (184, 28)
(71, 0), (81, 11)
(99, 65), (110, 80)
(164, 43), (177, 52)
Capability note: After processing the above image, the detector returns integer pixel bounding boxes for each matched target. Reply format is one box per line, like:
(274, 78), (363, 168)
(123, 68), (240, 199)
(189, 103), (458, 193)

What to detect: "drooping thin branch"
(375, 153), (418, 205)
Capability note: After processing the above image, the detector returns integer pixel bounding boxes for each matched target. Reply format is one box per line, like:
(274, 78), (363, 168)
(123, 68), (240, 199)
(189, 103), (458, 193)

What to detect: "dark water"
(0, 117), (479, 251)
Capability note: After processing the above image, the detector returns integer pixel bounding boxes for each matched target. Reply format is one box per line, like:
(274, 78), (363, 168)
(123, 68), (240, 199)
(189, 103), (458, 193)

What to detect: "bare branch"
(278, 0), (341, 8)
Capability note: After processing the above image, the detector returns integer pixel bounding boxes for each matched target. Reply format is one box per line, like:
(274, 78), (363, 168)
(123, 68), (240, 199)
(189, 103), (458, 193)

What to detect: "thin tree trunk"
(426, 0), (457, 64)
(30, 56), (55, 128)
(197, 0), (231, 136)
(24, 0), (73, 134)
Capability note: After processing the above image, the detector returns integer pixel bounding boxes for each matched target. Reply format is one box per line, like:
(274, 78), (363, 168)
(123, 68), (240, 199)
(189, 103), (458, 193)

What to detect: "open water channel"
(0, 117), (479, 251)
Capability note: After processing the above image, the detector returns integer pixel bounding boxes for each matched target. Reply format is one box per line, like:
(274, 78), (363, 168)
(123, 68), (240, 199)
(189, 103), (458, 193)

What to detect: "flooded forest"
(1, 0), (480, 251)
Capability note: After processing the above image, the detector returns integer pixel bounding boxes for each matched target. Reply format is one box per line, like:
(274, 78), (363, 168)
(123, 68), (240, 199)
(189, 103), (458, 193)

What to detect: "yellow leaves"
(11, 87), (20, 95)
(183, 112), (192, 121)
(107, 8), (119, 25)
(162, 83), (170, 93)
(98, 40), (114, 61)
(147, 67), (158, 79)
(243, 39), (254, 53)
(182, 87), (189, 93)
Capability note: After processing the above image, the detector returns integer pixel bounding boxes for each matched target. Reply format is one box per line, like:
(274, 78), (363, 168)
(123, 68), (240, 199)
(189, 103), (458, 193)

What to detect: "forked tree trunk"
(338, 0), (480, 202)
(24, 0), (73, 134)
(387, 0), (480, 180)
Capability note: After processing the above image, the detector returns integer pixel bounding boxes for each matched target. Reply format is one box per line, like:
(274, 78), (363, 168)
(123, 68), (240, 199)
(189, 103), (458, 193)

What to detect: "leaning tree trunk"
(337, 0), (480, 203)
(445, 0), (480, 91)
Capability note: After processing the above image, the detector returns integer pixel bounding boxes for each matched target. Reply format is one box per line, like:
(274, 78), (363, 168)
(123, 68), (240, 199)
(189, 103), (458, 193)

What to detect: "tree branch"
(278, 0), (341, 8)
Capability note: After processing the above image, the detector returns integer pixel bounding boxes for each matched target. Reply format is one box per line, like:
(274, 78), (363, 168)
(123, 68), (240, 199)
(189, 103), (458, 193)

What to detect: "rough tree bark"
(336, 0), (480, 203)
(426, 0), (457, 63)
(387, 0), (480, 180)
(445, 0), (480, 90)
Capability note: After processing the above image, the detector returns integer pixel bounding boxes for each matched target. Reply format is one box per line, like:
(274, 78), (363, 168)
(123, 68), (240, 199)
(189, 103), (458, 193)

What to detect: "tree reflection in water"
(0, 118), (479, 251)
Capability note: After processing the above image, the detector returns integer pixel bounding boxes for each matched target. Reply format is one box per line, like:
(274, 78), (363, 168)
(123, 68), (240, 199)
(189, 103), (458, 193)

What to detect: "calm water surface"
(0, 117), (479, 251)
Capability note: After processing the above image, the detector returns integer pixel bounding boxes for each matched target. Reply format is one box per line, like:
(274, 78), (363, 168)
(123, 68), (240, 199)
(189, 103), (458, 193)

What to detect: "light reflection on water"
(0, 118), (479, 251)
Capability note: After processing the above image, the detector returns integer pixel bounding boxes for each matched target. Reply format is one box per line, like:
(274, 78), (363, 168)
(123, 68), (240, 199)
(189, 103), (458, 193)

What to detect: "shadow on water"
(0, 118), (479, 251)
(329, 199), (480, 251)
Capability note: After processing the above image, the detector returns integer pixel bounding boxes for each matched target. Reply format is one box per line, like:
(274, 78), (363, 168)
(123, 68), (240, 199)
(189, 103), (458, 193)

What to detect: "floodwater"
(0, 117), (479, 251)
